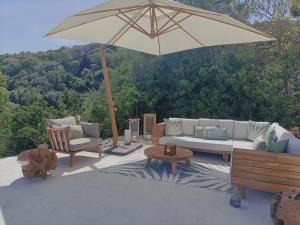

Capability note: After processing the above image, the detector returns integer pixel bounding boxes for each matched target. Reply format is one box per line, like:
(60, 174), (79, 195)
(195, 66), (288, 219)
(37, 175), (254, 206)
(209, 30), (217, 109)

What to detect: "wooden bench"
(231, 148), (300, 198)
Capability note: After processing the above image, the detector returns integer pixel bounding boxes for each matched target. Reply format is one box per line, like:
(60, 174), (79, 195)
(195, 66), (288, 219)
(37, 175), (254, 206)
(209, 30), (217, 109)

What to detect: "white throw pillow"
(164, 118), (183, 136)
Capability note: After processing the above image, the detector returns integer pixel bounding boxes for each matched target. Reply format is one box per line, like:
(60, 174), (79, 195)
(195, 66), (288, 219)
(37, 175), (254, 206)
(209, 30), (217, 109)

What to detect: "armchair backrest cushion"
(198, 118), (234, 139)
(233, 121), (250, 140)
(80, 122), (100, 138)
(47, 116), (77, 128)
(53, 124), (84, 140)
(273, 123), (300, 154)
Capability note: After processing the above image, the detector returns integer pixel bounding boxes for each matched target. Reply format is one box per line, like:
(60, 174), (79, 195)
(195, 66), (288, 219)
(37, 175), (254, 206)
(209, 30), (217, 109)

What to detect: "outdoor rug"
(100, 154), (232, 193)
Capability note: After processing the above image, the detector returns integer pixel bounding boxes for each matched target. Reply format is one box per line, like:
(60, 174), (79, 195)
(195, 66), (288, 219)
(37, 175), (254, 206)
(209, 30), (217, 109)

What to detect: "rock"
(271, 192), (300, 225)
(17, 144), (57, 179)
(230, 194), (241, 208)
(270, 192), (284, 225)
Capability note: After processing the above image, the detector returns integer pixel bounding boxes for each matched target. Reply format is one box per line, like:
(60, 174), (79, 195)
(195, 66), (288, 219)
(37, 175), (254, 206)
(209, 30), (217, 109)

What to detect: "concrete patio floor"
(0, 144), (273, 225)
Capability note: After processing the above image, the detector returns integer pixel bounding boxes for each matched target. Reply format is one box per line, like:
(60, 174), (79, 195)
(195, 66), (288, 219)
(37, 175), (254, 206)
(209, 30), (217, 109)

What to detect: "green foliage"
(0, 0), (299, 157)
(291, 0), (300, 17)
(0, 73), (13, 157)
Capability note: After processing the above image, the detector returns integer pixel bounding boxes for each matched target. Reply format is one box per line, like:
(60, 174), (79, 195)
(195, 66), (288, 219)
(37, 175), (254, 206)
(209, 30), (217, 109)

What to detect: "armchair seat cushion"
(69, 137), (102, 152)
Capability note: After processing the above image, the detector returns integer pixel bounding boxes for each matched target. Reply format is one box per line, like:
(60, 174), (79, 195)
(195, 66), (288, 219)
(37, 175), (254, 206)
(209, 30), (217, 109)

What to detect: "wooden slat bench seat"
(231, 148), (300, 198)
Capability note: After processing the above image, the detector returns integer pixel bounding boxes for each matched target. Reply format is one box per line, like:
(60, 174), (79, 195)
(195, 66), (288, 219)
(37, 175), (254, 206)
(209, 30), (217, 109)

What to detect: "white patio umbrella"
(46, 0), (274, 147)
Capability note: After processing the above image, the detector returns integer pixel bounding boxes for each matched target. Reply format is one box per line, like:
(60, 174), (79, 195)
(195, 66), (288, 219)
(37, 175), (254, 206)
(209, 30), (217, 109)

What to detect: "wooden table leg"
(171, 161), (177, 175)
(185, 158), (191, 167)
(237, 184), (246, 199)
(145, 158), (152, 168)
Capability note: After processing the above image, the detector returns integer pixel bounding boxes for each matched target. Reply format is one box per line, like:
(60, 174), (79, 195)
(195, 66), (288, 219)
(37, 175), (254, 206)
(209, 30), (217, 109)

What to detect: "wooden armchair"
(46, 127), (102, 167)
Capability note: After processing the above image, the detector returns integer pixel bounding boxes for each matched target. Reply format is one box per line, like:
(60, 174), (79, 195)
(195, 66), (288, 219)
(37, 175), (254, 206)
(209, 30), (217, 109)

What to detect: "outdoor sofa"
(152, 118), (300, 196)
(152, 118), (257, 161)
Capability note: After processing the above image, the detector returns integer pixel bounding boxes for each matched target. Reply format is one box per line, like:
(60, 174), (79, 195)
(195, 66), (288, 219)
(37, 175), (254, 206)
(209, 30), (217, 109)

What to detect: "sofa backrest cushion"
(273, 123), (300, 154)
(180, 119), (199, 136)
(198, 118), (234, 139)
(233, 121), (250, 140)
(47, 116), (77, 128)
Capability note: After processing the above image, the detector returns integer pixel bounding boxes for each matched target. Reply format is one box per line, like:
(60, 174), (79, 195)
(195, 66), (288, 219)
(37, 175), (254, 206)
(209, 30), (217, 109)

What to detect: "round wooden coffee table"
(144, 145), (193, 175)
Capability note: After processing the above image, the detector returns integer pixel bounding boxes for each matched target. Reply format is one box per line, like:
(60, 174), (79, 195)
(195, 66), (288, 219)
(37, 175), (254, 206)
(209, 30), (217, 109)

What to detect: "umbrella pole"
(100, 45), (118, 147)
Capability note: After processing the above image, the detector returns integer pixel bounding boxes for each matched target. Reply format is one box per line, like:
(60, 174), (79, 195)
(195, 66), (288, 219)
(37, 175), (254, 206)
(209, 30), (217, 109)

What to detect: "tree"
(0, 73), (13, 157)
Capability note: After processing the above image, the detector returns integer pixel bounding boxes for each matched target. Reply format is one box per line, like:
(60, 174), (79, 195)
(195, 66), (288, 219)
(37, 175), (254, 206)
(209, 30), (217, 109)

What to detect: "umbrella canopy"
(46, 0), (274, 147)
(46, 0), (274, 56)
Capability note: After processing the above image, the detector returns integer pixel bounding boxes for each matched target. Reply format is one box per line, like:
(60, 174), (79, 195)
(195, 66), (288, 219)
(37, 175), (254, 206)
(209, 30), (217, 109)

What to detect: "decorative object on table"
(129, 118), (140, 143)
(143, 114), (156, 141)
(164, 144), (177, 156)
(124, 129), (131, 145)
(290, 127), (300, 139)
(47, 116), (103, 167)
(17, 144), (57, 179)
(270, 192), (300, 225)
(144, 145), (192, 175)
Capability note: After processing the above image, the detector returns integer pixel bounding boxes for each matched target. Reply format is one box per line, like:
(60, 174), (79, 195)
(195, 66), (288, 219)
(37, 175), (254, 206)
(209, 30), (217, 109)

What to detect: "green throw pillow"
(203, 126), (228, 141)
(164, 118), (183, 136)
(267, 139), (289, 153)
(252, 135), (266, 151)
(194, 126), (204, 138)
(247, 121), (270, 141)
(265, 126), (277, 147)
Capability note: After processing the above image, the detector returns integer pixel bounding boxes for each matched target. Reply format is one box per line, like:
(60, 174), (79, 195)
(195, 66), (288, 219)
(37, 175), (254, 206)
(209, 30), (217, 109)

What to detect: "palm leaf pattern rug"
(100, 153), (231, 193)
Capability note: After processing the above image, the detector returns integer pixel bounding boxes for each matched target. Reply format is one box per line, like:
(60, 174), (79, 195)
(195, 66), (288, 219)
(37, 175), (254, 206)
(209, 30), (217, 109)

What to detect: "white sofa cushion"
(272, 123), (300, 154)
(181, 119), (198, 136)
(198, 118), (234, 139)
(233, 121), (250, 140)
(159, 136), (233, 152)
(233, 140), (253, 150)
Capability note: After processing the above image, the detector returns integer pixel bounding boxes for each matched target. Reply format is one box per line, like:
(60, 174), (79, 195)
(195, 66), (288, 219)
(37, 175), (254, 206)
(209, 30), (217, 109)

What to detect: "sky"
(0, 0), (104, 55)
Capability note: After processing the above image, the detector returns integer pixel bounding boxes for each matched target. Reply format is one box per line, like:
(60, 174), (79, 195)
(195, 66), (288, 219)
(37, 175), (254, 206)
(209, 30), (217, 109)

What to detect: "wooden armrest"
(152, 123), (165, 144)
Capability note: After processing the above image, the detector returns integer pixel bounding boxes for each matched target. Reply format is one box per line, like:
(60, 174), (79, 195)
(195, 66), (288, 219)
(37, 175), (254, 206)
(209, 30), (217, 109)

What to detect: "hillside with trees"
(0, 0), (299, 157)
